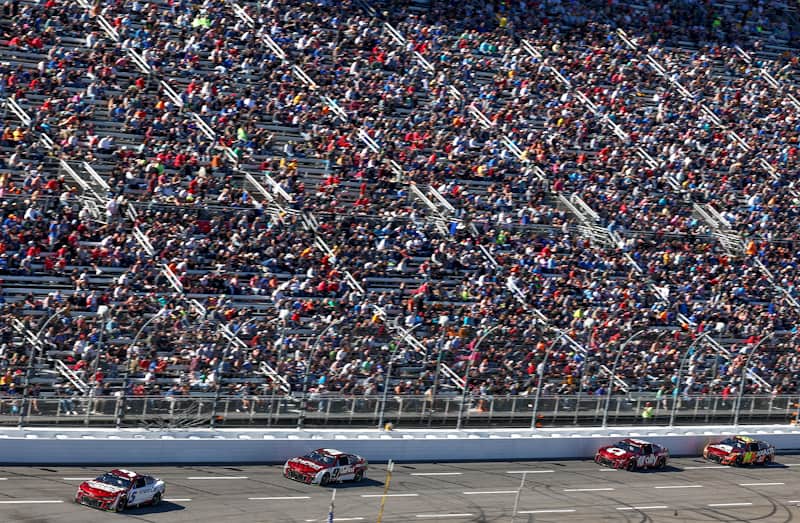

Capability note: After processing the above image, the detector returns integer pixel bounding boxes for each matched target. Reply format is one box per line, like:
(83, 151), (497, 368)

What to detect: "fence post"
(114, 393), (123, 429)
(378, 358), (395, 430)
(375, 460), (394, 523)
(210, 384), (222, 429)
(795, 397), (800, 425)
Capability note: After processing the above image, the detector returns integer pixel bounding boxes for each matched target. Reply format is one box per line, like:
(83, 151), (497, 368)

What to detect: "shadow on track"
(122, 501), (187, 515)
(319, 478), (384, 489)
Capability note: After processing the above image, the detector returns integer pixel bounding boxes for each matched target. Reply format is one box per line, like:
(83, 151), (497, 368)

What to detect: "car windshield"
(306, 451), (335, 465)
(614, 441), (640, 453)
(719, 438), (747, 449)
(95, 473), (132, 488)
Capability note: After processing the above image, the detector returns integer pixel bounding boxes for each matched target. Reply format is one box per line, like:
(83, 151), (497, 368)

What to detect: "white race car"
(75, 469), (166, 511)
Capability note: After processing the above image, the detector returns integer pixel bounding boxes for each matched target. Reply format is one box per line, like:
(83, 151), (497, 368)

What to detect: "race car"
(703, 435), (775, 466)
(284, 448), (368, 486)
(595, 438), (670, 471)
(74, 469), (165, 512)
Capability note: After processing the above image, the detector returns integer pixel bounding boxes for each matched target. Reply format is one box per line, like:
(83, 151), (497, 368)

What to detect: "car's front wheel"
(626, 460), (636, 472)
(320, 473), (331, 487)
(115, 496), (127, 513)
(656, 458), (666, 470)
(353, 470), (364, 482)
(152, 492), (162, 506)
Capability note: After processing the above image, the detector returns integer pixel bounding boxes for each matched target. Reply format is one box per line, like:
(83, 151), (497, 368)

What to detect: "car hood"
(706, 444), (737, 455)
(79, 481), (126, 497)
(597, 446), (634, 460)
(286, 458), (327, 474)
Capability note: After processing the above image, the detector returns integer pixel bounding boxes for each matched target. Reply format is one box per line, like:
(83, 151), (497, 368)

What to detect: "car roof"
(317, 448), (344, 456)
(734, 435), (755, 443)
(623, 438), (651, 446)
(110, 469), (139, 478)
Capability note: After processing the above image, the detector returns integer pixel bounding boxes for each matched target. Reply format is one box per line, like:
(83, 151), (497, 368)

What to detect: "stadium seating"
(1, 0), (800, 421)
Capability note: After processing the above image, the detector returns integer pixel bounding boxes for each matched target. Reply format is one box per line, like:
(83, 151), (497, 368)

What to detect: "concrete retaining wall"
(1, 425), (798, 465)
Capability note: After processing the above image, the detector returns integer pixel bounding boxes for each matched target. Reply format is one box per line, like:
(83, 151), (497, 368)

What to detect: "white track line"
(518, 509), (577, 514)
(787, 500), (800, 503)
(62, 477), (94, 481)
(410, 472), (463, 476)
(563, 487), (614, 492)
(654, 485), (703, 489)
(709, 502), (753, 507)
(415, 514), (473, 519)
(248, 496), (311, 501)
(186, 476), (249, 480)
(0, 500), (64, 504)
(739, 482), (785, 487)
(360, 494), (419, 498)
(463, 491), (518, 495)
(0, 478), (6, 481)
(684, 466), (729, 470)
(506, 470), (554, 474)
(617, 506), (668, 511)
(165, 498), (192, 502)
(305, 518), (365, 522)
(306, 516), (364, 523)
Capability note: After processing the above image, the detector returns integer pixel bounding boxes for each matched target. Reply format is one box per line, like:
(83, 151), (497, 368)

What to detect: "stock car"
(595, 438), (670, 471)
(284, 448), (369, 486)
(703, 435), (775, 466)
(74, 469), (165, 512)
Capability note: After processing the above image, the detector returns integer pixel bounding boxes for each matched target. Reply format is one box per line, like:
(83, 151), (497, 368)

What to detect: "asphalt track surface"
(0, 457), (799, 522)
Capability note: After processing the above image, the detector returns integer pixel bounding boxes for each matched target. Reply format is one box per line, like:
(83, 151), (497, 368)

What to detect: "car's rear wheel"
(626, 460), (636, 472)
(320, 473), (331, 487)
(115, 496), (127, 513)
(735, 455), (743, 467)
(353, 470), (364, 482)
(152, 492), (162, 506)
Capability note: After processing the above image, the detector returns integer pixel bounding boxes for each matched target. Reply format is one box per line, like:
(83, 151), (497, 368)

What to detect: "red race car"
(284, 448), (368, 486)
(703, 436), (775, 466)
(74, 469), (165, 512)
(595, 438), (670, 471)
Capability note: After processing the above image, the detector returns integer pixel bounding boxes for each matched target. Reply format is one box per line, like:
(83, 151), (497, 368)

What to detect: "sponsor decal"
(87, 481), (126, 494)
(292, 459), (324, 470)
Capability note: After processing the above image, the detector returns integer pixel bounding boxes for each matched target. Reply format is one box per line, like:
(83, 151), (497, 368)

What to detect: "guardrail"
(1, 425), (800, 465)
(5, 393), (797, 429)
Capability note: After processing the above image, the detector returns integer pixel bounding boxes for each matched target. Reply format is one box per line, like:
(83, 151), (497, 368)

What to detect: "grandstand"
(0, 0), (800, 428)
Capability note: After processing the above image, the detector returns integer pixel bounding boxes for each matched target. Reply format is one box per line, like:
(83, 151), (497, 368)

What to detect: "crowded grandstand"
(0, 0), (799, 425)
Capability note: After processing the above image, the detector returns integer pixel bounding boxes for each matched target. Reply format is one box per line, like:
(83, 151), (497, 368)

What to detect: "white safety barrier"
(0, 426), (798, 465)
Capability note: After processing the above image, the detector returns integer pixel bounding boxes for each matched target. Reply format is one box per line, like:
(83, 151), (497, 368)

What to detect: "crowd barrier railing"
(2, 393), (797, 429)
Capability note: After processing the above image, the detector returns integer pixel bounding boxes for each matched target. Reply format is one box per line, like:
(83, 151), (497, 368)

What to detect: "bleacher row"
(1, 0), (800, 414)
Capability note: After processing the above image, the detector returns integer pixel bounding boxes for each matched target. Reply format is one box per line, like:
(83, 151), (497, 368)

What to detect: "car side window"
(747, 443), (758, 452)
(145, 476), (155, 485)
(337, 456), (349, 466)
(642, 445), (652, 455)
(135, 478), (146, 488)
